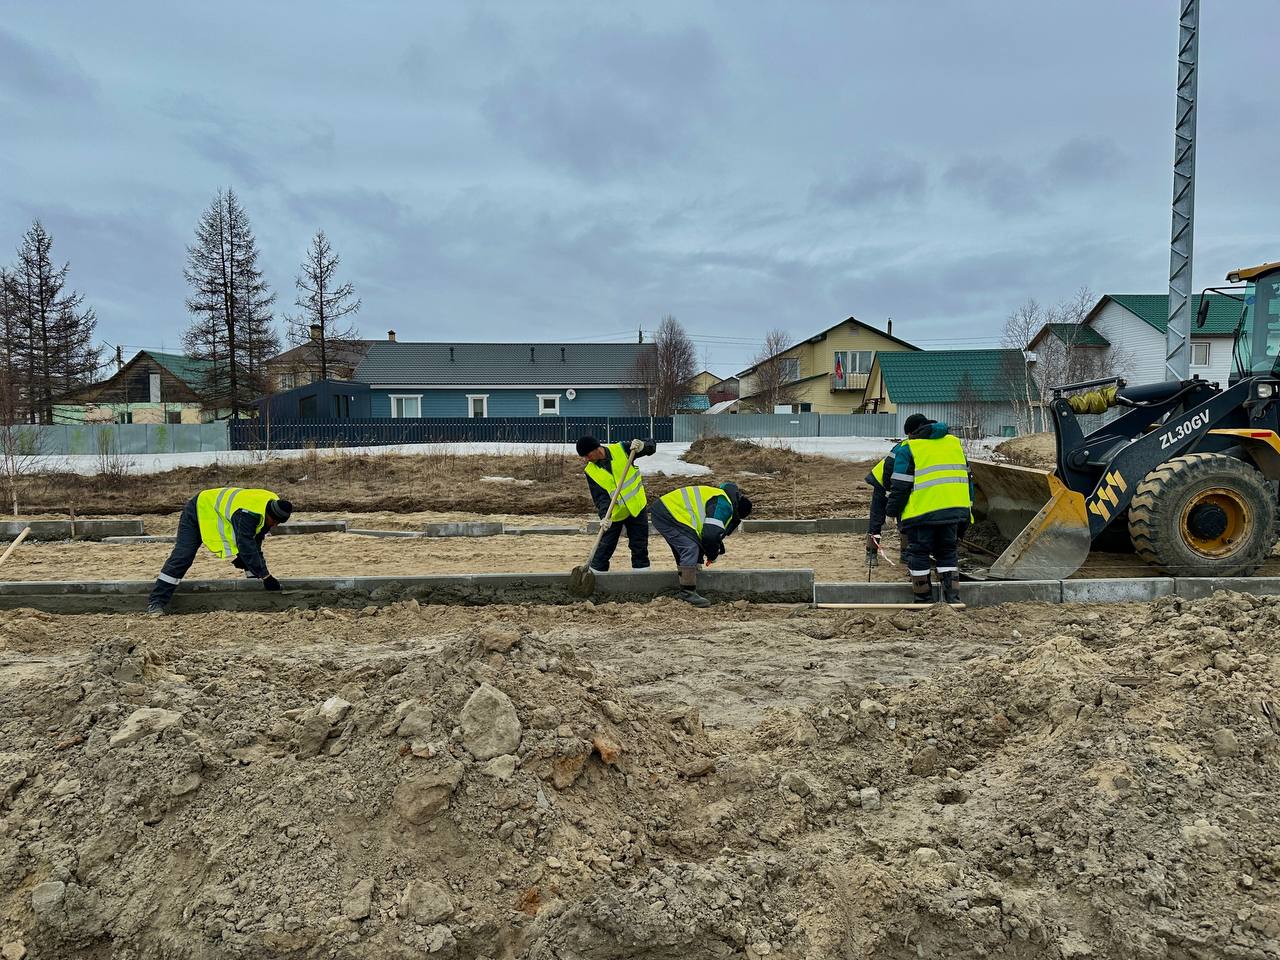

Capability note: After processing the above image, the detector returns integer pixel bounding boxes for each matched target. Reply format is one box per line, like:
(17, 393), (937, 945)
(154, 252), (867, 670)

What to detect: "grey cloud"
(0, 27), (95, 103)
(812, 156), (928, 210)
(943, 156), (1040, 214)
(482, 23), (721, 180)
(1046, 136), (1126, 185)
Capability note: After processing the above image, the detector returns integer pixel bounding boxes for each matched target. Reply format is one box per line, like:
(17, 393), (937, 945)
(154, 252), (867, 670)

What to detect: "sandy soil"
(991, 431), (1056, 468)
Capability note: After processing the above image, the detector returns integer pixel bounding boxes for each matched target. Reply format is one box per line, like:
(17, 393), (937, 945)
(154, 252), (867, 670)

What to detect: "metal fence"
(21, 423), (229, 456)
(673, 412), (904, 441)
(230, 416), (675, 449)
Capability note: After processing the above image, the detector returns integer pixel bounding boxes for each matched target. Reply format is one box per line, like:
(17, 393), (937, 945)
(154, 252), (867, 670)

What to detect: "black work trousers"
(903, 522), (959, 578)
(589, 508), (650, 571)
(147, 497), (203, 608)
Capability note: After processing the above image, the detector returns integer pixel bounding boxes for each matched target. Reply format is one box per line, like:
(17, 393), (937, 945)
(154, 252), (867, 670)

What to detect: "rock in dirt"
(393, 762), (464, 824)
(169, 772), (201, 797)
(591, 732), (622, 767)
(108, 708), (182, 748)
(477, 624), (521, 653)
(480, 755), (517, 780)
(460, 683), (521, 760)
(1, 942), (26, 960)
(295, 713), (333, 758)
(343, 878), (374, 921)
(859, 786), (882, 810)
(318, 696), (352, 725)
(600, 700), (627, 723)
(399, 880), (454, 923)
(911, 745), (940, 776)
(1212, 728), (1240, 758)
(30, 882), (65, 918)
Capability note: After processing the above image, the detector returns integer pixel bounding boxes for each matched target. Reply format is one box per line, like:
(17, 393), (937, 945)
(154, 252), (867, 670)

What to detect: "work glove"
(629, 438), (645, 454)
(703, 538), (725, 563)
(599, 516), (613, 532)
(262, 575), (281, 592)
(231, 556), (246, 570)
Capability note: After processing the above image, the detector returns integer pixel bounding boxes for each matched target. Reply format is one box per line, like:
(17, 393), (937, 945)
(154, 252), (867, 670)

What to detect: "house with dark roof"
(865, 348), (1035, 438)
(735, 316), (919, 413)
(264, 325), (377, 392)
(352, 341), (655, 418)
(1054, 293), (1244, 387)
(54, 350), (225, 424)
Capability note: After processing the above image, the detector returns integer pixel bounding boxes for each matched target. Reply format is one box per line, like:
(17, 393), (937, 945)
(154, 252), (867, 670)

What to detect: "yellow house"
(688, 370), (724, 394)
(736, 318), (919, 413)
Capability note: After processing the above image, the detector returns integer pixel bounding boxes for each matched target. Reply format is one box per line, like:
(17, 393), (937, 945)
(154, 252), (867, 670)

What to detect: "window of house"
(798, 402), (812, 413)
(779, 358), (800, 383)
(116, 411), (133, 424)
(466, 394), (488, 418)
(537, 394), (560, 415)
(166, 410), (182, 424)
(1191, 340), (1211, 366)
(851, 351), (873, 373)
(333, 394), (352, 418)
(391, 395), (421, 418)
(280, 373), (297, 391)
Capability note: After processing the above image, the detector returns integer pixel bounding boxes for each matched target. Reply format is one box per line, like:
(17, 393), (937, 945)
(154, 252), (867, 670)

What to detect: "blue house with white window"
(353, 341), (653, 418)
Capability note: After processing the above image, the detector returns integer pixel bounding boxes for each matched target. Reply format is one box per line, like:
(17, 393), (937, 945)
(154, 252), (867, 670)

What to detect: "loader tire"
(1128, 453), (1278, 577)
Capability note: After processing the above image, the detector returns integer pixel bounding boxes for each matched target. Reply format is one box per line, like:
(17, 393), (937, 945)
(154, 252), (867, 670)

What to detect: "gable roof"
(677, 393), (712, 411)
(1104, 293), (1243, 335)
(267, 339), (373, 369)
(354, 341), (655, 386)
(1038, 323), (1110, 348)
(735, 316), (919, 377)
(876, 348), (1031, 404)
(145, 351), (219, 387)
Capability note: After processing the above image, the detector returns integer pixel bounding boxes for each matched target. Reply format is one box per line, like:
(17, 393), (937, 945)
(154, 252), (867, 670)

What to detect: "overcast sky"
(1, 2), (1274, 375)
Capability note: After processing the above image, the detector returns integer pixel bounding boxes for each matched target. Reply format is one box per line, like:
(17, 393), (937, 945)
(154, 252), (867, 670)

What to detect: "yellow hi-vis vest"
(659, 485), (730, 536)
(899, 435), (971, 521)
(870, 457), (888, 488)
(196, 487), (279, 559)
(584, 443), (647, 520)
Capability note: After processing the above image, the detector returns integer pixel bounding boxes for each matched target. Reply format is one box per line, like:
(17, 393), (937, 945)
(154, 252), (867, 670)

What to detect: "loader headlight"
(1258, 383), (1275, 399)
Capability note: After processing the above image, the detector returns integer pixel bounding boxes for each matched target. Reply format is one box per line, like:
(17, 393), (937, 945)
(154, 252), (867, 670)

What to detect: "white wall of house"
(1090, 300), (1235, 387)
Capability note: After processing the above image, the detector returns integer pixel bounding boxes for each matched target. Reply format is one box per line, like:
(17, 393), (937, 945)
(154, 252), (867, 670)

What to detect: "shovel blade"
(989, 475), (1093, 581)
(567, 564), (596, 598)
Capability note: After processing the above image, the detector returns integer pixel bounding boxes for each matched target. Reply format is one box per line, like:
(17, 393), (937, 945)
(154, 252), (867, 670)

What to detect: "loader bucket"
(970, 460), (1093, 580)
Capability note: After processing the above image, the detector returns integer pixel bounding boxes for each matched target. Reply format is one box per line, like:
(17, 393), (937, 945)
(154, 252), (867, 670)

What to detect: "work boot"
(678, 589), (712, 608)
(940, 572), (960, 604)
(910, 575), (932, 605)
(147, 603), (167, 617)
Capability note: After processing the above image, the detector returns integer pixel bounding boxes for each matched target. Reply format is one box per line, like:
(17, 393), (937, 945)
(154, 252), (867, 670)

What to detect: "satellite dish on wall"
(565, 388), (577, 400)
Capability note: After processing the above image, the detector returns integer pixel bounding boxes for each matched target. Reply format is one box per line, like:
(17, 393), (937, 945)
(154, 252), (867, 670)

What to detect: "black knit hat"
(266, 499), (293, 523)
(575, 435), (601, 457)
(903, 413), (935, 434)
(737, 495), (753, 519)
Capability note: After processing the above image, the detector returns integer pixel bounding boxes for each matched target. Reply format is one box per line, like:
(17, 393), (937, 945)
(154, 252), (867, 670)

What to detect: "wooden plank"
(815, 601), (966, 610)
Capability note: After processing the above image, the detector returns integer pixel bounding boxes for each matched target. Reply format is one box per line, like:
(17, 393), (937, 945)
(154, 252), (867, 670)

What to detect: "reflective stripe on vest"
(900, 435), (971, 521)
(584, 443), (647, 520)
(195, 487), (278, 559)
(659, 485), (729, 536)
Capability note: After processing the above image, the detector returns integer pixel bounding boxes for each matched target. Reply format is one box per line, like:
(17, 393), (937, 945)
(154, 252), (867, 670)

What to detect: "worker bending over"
(577, 434), (655, 572)
(651, 482), (752, 607)
(886, 414), (972, 604)
(147, 487), (293, 615)
(864, 443), (898, 567)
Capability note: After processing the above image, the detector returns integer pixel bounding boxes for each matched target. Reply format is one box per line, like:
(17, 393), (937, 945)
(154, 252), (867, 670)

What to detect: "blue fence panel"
(818, 413), (903, 437)
(673, 414), (821, 441)
(28, 423), (229, 456)
(229, 417), (674, 450)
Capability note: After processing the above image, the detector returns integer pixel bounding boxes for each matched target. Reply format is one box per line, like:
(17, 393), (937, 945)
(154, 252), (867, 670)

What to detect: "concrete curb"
(503, 526), (581, 536)
(816, 576), (1221, 609)
(585, 517), (869, 536)
(102, 536), (178, 545)
(269, 521), (348, 536)
(422, 522), (504, 538)
(1, 520), (144, 542)
(0, 568), (815, 613)
(346, 529), (427, 539)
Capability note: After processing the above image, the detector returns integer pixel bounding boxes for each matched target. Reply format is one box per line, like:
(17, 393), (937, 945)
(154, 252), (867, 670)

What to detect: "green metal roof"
(145, 351), (219, 387)
(877, 348), (1032, 404)
(1043, 323), (1109, 347)
(1107, 294), (1243, 335)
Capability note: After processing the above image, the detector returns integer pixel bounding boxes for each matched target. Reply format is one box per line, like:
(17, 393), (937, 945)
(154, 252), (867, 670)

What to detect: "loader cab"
(1227, 263), (1280, 384)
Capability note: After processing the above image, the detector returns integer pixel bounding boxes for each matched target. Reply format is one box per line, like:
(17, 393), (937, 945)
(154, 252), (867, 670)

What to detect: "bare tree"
(746, 328), (802, 412)
(0, 364), (41, 516)
(633, 315), (697, 415)
(285, 230), (361, 381)
(11, 221), (100, 424)
(183, 188), (277, 418)
(1001, 300), (1045, 434)
(953, 372), (984, 441)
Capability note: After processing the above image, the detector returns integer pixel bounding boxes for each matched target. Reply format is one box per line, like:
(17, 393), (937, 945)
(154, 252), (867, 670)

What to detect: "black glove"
(703, 538), (725, 563)
(232, 556), (246, 570)
(262, 575), (281, 592)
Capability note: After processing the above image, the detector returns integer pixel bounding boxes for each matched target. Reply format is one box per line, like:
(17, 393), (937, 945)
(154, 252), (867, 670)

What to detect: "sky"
(1, 1), (1275, 376)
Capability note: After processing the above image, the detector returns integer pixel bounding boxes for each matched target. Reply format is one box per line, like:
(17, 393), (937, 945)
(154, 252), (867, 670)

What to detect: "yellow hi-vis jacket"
(196, 487), (279, 559)
(584, 443), (647, 520)
(659, 485), (731, 536)
(898, 434), (971, 522)
(869, 457), (887, 488)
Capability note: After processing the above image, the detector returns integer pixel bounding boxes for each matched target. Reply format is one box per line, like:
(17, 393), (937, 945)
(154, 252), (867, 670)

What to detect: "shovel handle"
(581, 446), (641, 567)
(0, 526), (31, 569)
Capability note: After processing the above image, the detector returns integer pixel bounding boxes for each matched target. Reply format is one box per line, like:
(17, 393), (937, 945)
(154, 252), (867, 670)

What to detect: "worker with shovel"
(864, 443), (899, 571)
(577, 435), (655, 572)
(147, 487), (293, 615)
(886, 414), (972, 604)
(651, 481), (752, 607)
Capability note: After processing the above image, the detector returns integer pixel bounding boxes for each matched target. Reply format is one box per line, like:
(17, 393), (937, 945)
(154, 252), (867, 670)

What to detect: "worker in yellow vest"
(147, 487), (293, 614)
(650, 481), (752, 607)
(577, 435), (655, 571)
(863, 443), (899, 567)
(886, 415), (972, 604)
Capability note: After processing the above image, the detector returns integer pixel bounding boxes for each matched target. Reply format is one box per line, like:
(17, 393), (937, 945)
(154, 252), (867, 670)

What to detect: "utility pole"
(1165, 0), (1199, 382)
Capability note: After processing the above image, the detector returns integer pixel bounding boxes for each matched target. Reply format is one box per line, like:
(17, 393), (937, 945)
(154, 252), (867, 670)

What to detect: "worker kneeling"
(886, 415), (972, 604)
(651, 482), (752, 608)
(147, 487), (293, 615)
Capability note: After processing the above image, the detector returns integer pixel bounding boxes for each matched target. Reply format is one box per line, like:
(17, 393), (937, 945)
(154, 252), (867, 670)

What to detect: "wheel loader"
(973, 261), (1280, 580)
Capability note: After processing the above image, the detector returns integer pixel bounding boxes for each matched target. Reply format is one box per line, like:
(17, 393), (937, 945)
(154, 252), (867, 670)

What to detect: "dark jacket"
(586, 439), (656, 518)
(700, 483), (743, 562)
(864, 453), (896, 536)
(886, 422), (973, 528)
(231, 510), (270, 578)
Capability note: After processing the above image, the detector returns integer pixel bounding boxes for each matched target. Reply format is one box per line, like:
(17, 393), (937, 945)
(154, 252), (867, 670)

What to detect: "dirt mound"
(681, 437), (815, 476)
(3, 592), (1277, 957)
(992, 432), (1056, 469)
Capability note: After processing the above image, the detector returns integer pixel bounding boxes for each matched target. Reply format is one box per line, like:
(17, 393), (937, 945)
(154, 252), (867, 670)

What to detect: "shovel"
(568, 445), (640, 598)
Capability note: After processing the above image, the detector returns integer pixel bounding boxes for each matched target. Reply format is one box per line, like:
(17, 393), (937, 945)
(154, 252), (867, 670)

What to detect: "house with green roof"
(1043, 293), (1245, 388)
(54, 350), (225, 425)
(865, 348), (1034, 438)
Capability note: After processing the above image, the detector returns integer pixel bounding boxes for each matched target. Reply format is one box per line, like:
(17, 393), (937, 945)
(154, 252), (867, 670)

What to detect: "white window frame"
(1191, 340), (1211, 367)
(389, 394), (422, 418)
(779, 357), (800, 383)
(537, 394), (560, 415)
(466, 394), (489, 418)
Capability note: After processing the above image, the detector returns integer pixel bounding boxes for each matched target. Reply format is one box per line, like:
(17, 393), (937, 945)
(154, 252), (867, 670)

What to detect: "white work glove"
(600, 517), (613, 531)
(629, 438), (645, 454)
